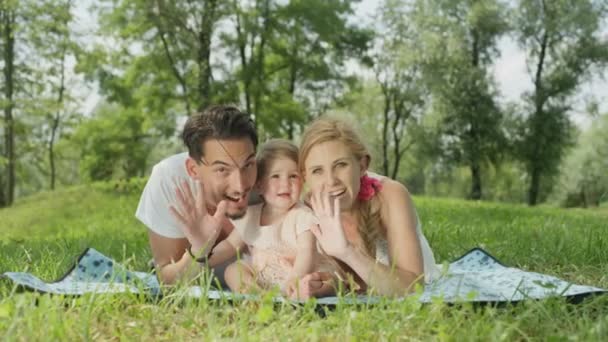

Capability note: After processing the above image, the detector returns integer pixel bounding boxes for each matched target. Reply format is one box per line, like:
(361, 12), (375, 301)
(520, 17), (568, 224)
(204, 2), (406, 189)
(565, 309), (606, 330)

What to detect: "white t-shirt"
(135, 152), (194, 238)
(136, 152), (262, 239)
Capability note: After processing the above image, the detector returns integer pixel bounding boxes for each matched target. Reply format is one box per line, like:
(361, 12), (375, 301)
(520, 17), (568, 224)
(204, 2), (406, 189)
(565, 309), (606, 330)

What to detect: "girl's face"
(257, 157), (302, 211)
(303, 140), (366, 211)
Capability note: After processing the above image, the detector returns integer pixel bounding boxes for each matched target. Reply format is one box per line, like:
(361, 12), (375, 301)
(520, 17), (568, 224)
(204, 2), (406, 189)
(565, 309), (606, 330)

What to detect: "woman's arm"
(310, 180), (424, 297)
(347, 179), (424, 296)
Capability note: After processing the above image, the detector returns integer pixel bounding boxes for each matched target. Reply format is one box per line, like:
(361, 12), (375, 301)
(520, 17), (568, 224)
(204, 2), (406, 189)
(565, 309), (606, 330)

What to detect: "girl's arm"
(284, 230), (317, 298)
(289, 230), (317, 278)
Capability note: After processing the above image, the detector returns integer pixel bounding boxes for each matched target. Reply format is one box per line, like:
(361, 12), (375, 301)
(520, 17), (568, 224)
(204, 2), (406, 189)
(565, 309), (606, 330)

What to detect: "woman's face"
(303, 140), (366, 211)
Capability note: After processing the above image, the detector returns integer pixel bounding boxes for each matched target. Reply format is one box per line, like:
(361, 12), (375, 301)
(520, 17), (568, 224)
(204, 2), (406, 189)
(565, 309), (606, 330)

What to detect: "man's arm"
(149, 225), (245, 285)
(206, 230), (245, 266)
(148, 230), (200, 285)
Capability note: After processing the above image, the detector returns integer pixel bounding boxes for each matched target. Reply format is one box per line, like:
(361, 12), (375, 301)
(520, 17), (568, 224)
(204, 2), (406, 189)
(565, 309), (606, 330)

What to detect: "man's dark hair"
(182, 105), (258, 163)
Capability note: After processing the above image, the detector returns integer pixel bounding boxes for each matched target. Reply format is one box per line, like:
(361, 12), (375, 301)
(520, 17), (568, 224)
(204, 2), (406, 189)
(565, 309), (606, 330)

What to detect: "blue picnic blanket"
(2, 247), (605, 304)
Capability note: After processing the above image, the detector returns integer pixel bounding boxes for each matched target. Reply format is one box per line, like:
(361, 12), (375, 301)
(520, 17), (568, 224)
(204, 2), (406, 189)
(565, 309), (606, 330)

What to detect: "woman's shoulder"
(372, 175), (415, 220)
(370, 173), (411, 201)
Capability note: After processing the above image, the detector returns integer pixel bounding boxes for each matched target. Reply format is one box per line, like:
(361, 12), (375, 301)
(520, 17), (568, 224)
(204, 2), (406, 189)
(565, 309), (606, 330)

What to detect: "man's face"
(191, 138), (257, 219)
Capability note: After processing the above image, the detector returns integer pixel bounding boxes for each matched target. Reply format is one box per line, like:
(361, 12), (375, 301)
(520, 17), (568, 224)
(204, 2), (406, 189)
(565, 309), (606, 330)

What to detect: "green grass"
(1, 184), (607, 340)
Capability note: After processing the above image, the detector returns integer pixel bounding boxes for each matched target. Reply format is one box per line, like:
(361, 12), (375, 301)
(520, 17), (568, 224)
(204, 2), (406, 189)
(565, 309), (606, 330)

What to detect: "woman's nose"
(325, 170), (339, 186)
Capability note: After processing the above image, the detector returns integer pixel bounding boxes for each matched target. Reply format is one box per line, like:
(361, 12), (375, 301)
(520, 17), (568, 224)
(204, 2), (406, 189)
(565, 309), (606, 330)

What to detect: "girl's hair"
(257, 139), (299, 179)
(299, 117), (382, 256)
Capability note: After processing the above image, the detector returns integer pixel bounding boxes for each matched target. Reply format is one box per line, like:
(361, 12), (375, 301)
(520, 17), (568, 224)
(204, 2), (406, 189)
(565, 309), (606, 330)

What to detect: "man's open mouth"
(225, 194), (246, 204)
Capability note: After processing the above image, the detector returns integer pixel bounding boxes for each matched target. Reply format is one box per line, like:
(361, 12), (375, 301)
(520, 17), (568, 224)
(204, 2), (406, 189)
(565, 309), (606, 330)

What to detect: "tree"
(551, 112), (608, 207)
(90, 0), (227, 114)
(412, 0), (510, 200)
(1, 0), (79, 204)
(28, 0), (78, 190)
(514, 0), (608, 205)
(70, 102), (164, 181)
(374, 0), (428, 179)
(228, 0), (274, 123)
(223, 0), (371, 139)
(267, 0), (371, 139)
(0, 0), (17, 206)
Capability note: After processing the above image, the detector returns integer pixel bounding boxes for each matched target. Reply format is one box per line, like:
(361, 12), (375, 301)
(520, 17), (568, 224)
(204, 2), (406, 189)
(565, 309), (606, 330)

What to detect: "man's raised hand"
(170, 179), (227, 257)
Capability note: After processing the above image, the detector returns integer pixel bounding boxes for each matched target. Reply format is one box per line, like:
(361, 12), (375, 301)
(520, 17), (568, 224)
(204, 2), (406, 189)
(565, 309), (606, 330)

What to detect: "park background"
(0, 0), (607, 340)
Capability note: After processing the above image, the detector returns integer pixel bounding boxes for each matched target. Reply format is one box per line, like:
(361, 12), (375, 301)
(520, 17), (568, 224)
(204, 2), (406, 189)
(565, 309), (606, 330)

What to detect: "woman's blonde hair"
(299, 117), (382, 256)
(257, 139), (299, 179)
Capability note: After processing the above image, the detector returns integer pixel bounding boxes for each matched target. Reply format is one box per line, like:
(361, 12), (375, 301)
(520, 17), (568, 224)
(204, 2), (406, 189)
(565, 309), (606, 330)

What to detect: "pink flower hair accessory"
(357, 174), (382, 201)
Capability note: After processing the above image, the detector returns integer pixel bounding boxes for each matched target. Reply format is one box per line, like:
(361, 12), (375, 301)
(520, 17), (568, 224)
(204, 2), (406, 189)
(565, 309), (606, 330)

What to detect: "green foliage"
(550, 113), (608, 207)
(412, 0), (510, 200)
(1, 0), (82, 205)
(513, 0), (608, 205)
(70, 102), (172, 181)
(2, 0), (607, 210)
(224, 0), (371, 138)
(0, 185), (607, 339)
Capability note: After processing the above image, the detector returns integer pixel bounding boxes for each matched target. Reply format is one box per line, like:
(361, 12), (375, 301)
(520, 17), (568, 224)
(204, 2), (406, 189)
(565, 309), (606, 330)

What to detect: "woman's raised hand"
(310, 189), (351, 259)
(170, 179), (226, 257)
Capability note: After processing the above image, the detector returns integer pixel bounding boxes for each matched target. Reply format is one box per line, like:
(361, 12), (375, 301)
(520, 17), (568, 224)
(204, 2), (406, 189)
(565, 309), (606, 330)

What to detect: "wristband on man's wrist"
(187, 246), (213, 264)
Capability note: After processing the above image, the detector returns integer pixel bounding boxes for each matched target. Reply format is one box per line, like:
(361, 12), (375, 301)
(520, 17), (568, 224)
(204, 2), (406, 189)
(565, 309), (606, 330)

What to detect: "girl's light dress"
(233, 202), (338, 289)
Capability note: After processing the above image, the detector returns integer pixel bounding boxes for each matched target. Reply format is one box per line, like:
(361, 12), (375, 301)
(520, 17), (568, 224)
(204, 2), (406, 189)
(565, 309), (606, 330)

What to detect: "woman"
(297, 117), (439, 297)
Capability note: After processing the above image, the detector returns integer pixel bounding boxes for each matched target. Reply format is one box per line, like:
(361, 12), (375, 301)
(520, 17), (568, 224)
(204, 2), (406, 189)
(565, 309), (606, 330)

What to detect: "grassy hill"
(0, 184), (607, 340)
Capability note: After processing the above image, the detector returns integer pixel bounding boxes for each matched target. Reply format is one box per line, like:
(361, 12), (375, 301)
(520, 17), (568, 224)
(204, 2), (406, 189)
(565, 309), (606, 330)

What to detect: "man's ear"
(185, 157), (200, 178)
(360, 154), (370, 173)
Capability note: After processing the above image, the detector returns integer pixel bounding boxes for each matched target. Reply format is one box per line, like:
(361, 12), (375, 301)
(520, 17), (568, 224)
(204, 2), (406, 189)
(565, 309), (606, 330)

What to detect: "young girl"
(218, 139), (339, 298)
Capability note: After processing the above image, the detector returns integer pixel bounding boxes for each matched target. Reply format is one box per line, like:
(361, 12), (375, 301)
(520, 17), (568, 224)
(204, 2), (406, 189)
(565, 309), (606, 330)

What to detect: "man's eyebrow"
(209, 153), (256, 167)
(209, 160), (231, 166)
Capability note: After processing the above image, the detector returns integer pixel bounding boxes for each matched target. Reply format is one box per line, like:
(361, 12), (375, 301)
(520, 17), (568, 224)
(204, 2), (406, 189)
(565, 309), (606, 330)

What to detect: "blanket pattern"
(2, 248), (605, 304)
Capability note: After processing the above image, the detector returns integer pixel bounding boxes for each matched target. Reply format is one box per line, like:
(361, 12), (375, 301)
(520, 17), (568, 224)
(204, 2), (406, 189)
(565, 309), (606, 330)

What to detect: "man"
(135, 105), (258, 285)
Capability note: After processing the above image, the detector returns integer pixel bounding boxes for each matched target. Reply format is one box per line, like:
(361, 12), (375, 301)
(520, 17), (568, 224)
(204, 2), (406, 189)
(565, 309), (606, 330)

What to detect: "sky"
(74, 0), (607, 128)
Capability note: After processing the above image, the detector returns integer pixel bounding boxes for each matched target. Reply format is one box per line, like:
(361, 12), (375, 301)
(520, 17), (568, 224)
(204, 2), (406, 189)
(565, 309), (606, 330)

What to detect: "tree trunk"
(252, 0), (270, 122)
(470, 161), (482, 200)
(49, 41), (67, 190)
(380, 86), (390, 177)
(0, 173), (5, 207)
(234, 0), (251, 116)
(286, 46), (297, 140)
(468, 27), (482, 200)
(527, 27), (549, 206)
(2, 8), (16, 206)
(197, 0), (217, 110)
(528, 165), (541, 206)
(153, 0), (192, 114)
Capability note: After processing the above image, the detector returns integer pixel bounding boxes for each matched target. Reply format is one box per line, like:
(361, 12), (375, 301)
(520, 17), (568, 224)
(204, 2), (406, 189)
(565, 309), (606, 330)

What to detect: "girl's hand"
(169, 179), (226, 257)
(310, 189), (351, 260)
(284, 272), (335, 300)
